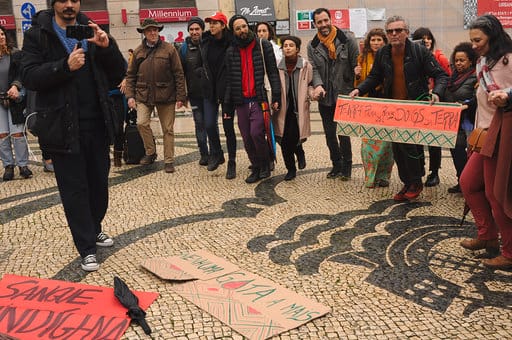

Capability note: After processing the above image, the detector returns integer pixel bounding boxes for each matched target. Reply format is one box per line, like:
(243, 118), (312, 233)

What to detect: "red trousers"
(460, 152), (512, 258)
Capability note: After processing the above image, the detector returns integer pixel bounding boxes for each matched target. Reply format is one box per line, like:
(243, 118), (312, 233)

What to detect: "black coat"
(21, 10), (126, 154)
(180, 37), (203, 99)
(6, 49), (26, 125)
(357, 39), (448, 101)
(200, 30), (232, 104)
(224, 37), (281, 113)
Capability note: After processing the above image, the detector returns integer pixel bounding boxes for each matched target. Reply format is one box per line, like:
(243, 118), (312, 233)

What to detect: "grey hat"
(137, 18), (164, 33)
(187, 17), (205, 31)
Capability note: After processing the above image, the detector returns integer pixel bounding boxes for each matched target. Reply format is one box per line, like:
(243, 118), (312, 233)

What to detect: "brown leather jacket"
(126, 39), (186, 105)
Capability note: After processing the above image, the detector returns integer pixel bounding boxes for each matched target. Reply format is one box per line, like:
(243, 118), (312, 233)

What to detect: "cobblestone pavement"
(1, 112), (511, 339)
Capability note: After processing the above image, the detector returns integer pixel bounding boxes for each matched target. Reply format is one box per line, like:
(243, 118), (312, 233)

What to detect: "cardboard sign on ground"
(0, 274), (159, 340)
(334, 95), (463, 147)
(141, 250), (330, 340)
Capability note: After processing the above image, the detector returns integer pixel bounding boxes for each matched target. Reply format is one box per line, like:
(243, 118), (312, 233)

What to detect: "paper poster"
(0, 274), (159, 340)
(334, 95), (462, 147)
(142, 250), (330, 340)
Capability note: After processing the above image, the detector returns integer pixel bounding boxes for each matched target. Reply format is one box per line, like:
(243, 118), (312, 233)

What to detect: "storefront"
(139, 6), (197, 44)
(1, 0), (17, 47)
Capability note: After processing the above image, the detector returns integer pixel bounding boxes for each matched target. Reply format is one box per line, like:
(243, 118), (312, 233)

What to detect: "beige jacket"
(273, 56), (314, 141)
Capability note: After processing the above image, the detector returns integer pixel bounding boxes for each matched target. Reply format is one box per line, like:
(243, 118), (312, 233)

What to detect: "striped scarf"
(476, 56), (499, 92)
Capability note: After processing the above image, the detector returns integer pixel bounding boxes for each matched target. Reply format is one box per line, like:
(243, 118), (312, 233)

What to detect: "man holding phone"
(21, 0), (126, 271)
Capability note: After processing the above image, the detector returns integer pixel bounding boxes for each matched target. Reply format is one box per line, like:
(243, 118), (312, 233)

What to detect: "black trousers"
(51, 128), (110, 258)
(427, 145), (441, 172)
(318, 104), (351, 166)
(392, 142), (425, 186)
(280, 107), (300, 171)
(110, 94), (126, 152)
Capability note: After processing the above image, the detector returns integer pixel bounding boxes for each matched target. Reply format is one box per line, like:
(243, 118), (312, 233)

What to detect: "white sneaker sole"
(81, 263), (99, 271)
(96, 239), (114, 247)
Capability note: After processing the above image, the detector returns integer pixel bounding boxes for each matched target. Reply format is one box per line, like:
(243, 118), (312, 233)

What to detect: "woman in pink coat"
(459, 14), (512, 270)
(272, 36), (313, 180)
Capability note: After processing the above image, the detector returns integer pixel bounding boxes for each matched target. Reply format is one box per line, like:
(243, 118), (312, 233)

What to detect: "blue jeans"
(0, 107), (29, 167)
(190, 97), (208, 157)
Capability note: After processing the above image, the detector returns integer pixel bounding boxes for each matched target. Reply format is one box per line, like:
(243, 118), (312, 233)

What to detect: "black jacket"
(200, 30), (232, 103)
(180, 36), (203, 99)
(357, 39), (448, 101)
(6, 49), (26, 125)
(21, 10), (126, 154)
(224, 37), (281, 113)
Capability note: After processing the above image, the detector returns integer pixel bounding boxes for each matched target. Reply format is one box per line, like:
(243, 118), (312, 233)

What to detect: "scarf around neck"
(447, 68), (475, 92)
(477, 56), (500, 92)
(317, 26), (337, 60)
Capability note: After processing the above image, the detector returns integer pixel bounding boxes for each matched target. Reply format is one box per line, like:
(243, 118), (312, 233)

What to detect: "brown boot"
(113, 151), (123, 167)
(460, 238), (500, 253)
(482, 255), (512, 270)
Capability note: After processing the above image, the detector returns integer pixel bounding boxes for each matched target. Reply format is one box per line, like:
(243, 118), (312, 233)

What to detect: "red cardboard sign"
(335, 95), (461, 132)
(0, 274), (159, 340)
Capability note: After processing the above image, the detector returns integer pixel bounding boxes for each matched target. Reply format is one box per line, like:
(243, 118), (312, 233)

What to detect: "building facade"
(2, 0), (511, 60)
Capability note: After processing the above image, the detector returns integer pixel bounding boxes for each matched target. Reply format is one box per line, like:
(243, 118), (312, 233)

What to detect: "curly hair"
(255, 22), (275, 42)
(361, 28), (387, 59)
(450, 42), (478, 68)
(469, 14), (512, 67)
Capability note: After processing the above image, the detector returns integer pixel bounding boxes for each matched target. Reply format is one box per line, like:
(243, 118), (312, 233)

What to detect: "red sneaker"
(393, 185), (409, 201)
(404, 183), (423, 200)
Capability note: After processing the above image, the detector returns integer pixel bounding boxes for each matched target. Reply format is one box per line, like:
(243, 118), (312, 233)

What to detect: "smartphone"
(66, 25), (94, 41)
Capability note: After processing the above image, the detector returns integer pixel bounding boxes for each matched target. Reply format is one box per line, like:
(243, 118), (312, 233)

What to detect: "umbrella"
(114, 276), (152, 335)
(261, 101), (276, 161)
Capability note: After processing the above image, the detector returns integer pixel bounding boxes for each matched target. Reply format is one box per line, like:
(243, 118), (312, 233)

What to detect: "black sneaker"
(81, 254), (99, 271)
(19, 166), (33, 179)
(96, 232), (114, 247)
(3, 165), (14, 181)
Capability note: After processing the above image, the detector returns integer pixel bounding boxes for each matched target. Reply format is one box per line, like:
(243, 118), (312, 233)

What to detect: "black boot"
(259, 162), (270, 179)
(226, 160), (236, 179)
(207, 153), (225, 171)
(425, 171), (440, 187)
(284, 168), (296, 181)
(340, 160), (352, 181)
(3, 165), (14, 181)
(245, 167), (261, 183)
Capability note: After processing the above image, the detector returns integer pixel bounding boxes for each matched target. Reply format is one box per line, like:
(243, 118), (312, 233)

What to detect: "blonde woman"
(354, 28), (393, 188)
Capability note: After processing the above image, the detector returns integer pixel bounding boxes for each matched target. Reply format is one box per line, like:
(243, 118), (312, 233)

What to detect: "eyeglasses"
(386, 28), (406, 35)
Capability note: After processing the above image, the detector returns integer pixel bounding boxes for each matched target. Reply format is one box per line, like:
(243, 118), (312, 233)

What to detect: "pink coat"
(478, 54), (512, 218)
(273, 56), (314, 141)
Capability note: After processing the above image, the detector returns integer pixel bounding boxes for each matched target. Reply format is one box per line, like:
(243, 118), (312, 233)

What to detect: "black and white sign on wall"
(235, 0), (276, 23)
